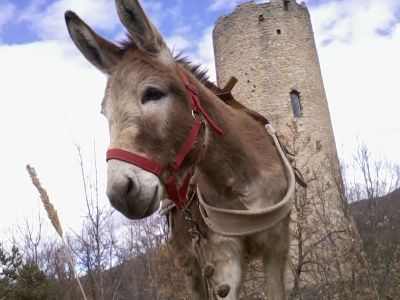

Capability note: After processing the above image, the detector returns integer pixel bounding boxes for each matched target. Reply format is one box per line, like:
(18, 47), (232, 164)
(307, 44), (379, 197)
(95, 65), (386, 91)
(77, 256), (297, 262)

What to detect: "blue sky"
(1, 0), (236, 44)
(0, 0), (399, 239)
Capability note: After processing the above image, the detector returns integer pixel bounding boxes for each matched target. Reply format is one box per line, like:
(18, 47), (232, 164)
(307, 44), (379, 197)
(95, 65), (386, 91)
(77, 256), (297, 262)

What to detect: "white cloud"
(193, 27), (217, 82)
(167, 27), (216, 82)
(18, 0), (120, 40)
(0, 40), (111, 235)
(306, 0), (400, 163)
(309, 0), (400, 44)
(166, 34), (191, 53)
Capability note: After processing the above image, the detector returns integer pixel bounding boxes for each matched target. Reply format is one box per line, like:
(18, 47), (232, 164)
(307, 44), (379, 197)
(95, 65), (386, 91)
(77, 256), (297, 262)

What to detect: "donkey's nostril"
(124, 175), (140, 198)
(125, 177), (134, 196)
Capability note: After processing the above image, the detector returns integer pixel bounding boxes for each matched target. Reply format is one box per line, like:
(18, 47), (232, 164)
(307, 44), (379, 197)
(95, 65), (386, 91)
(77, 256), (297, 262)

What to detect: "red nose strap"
(106, 68), (223, 208)
(106, 149), (164, 175)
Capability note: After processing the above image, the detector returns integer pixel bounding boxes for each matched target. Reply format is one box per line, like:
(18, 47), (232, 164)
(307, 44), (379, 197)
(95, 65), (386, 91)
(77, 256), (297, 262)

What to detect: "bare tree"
(70, 144), (121, 300)
(346, 142), (400, 298)
(282, 122), (380, 299)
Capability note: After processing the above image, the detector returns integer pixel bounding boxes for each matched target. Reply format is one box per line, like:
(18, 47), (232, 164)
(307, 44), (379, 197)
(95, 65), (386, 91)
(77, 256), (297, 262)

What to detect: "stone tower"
(213, 0), (339, 171)
(213, 1), (355, 294)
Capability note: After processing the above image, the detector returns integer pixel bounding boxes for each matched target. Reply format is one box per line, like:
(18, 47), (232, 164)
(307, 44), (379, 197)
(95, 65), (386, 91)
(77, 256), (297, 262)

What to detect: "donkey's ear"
(115, 0), (167, 54)
(65, 11), (123, 74)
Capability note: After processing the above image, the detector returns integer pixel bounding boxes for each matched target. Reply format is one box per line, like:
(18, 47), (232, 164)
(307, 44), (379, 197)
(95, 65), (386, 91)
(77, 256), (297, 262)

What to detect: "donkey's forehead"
(101, 53), (182, 113)
(111, 51), (176, 86)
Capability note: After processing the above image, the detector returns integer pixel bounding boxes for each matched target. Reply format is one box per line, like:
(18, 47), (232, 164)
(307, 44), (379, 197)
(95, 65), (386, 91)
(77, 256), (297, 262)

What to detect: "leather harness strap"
(197, 124), (296, 236)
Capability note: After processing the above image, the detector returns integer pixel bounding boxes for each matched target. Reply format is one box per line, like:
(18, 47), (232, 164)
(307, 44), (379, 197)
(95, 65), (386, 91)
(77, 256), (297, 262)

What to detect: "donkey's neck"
(194, 85), (287, 210)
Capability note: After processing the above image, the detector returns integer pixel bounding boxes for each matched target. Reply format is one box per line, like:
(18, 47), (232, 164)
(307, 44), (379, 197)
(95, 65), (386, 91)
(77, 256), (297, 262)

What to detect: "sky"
(0, 0), (399, 240)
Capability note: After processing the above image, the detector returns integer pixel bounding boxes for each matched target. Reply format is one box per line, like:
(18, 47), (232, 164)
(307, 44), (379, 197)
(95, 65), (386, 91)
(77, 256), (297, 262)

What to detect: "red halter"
(106, 69), (222, 208)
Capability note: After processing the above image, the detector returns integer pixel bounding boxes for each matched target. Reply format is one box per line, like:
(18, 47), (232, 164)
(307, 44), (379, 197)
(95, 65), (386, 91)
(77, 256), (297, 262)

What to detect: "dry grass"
(26, 164), (88, 300)
(26, 165), (63, 237)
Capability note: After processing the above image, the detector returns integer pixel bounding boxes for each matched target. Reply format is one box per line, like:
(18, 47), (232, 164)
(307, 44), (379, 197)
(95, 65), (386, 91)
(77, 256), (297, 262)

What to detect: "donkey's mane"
(119, 35), (213, 88)
(118, 34), (138, 51)
(174, 54), (214, 88)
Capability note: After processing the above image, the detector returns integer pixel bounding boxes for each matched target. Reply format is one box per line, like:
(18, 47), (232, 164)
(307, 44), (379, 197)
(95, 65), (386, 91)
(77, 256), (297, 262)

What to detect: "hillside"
(349, 188), (400, 296)
(350, 188), (400, 236)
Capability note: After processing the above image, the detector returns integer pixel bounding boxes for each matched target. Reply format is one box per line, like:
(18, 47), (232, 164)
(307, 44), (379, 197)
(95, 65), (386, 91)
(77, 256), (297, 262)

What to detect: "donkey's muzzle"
(106, 160), (162, 219)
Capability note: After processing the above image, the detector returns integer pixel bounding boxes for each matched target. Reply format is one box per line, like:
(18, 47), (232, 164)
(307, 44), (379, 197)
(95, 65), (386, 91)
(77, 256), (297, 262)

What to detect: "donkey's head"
(65, 0), (206, 219)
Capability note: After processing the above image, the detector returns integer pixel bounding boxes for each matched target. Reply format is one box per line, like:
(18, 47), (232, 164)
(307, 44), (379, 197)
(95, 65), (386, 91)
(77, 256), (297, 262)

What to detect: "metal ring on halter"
(191, 109), (201, 120)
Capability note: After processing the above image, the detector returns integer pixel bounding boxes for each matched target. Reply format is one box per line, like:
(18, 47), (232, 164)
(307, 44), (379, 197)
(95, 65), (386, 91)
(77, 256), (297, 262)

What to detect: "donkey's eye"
(141, 87), (166, 104)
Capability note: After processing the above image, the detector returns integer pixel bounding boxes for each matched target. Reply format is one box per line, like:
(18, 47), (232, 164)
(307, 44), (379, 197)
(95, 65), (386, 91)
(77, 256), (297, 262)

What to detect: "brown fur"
(65, 1), (290, 298)
(167, 70), (290, 299)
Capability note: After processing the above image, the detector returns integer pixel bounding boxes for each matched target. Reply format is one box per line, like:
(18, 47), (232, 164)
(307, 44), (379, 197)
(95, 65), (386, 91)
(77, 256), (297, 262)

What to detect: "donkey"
(65, 1), (291, 299)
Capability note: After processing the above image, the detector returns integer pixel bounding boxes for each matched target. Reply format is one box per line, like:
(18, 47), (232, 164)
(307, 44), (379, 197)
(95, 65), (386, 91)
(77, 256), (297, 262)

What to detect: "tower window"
(283, 0), (290, 10)
(290, 90), (302, 117)
(277, 29), (281, 35)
